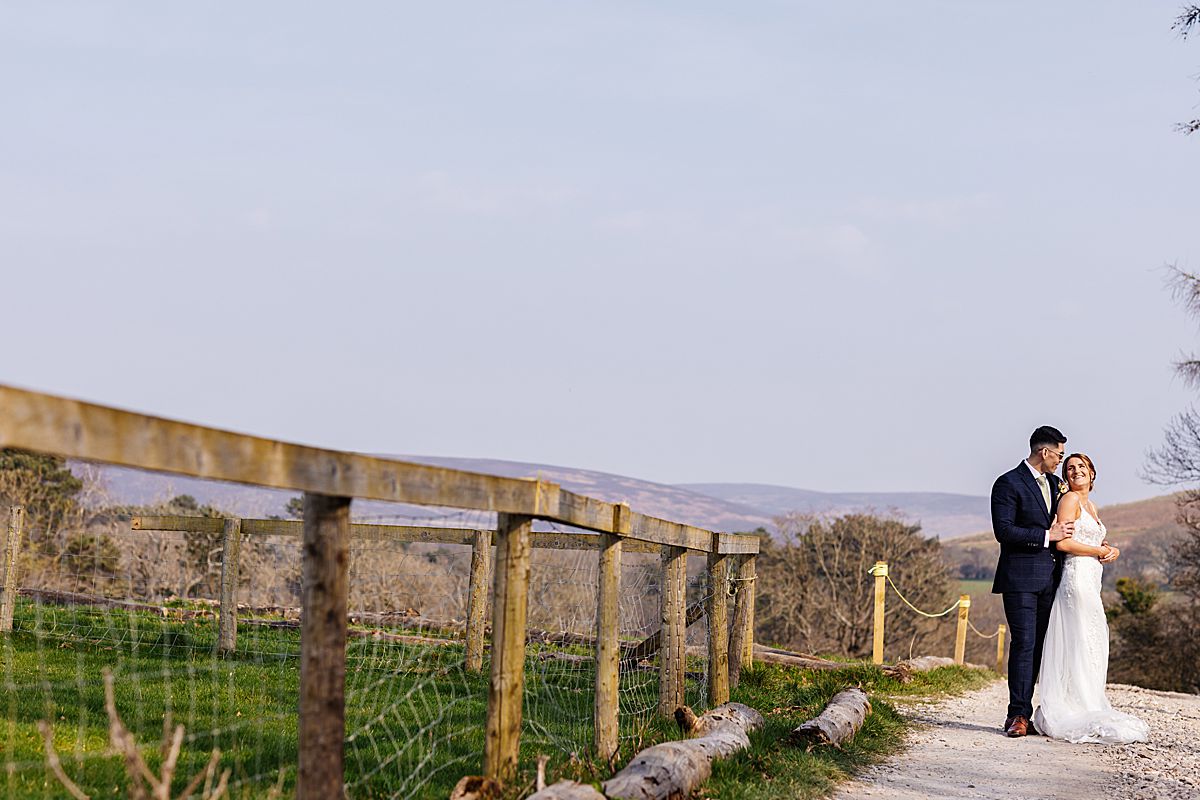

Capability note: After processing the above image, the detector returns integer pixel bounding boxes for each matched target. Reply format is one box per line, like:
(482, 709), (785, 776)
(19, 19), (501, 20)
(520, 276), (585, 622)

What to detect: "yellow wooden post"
(217, 517), (243, 654)
(464, 528), (494, 673)
(658, 545), (687, 716)
(0, 505), (26, 633)
(728, 553), (756, 687)
(869, 561), (887, 665)
(706, 546), (730, 706)
(996, 624), (1007, 674)
(593, 504), (626, 762)
(954, 595), (970, 665)
(484, 513), (533, 784)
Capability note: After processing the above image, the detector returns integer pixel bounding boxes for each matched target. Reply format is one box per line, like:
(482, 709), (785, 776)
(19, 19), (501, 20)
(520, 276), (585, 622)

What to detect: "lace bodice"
(1071, 506), (1106, 548)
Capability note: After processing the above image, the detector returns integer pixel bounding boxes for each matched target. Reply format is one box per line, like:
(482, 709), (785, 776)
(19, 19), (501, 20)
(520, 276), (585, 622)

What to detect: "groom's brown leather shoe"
(1005, 715), (1029, 737)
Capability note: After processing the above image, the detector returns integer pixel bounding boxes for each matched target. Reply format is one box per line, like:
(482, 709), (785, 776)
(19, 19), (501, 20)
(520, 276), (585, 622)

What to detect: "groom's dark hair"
(1030, 425), (1067, 452)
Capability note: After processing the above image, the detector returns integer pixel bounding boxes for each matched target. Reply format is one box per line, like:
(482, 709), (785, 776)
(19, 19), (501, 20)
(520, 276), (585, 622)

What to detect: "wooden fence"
(0, 384), (759, 795)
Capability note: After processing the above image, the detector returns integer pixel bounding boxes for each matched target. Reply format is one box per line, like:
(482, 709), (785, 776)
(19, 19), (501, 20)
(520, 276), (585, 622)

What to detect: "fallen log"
(604, 703), (763, 800)
(899, 655), (987, 672)
(750, 644), (912, 682)
(19, 588), (213, 619)
(791, 687), (871, 747)
(528, 703), (764, 800)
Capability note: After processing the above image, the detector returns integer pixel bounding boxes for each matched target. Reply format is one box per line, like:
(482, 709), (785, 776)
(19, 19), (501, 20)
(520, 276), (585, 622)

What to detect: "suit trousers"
(1002, 585), (1056, 721)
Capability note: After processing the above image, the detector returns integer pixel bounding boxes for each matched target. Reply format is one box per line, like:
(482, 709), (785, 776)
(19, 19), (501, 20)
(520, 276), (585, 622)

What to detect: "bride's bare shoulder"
(1058, 491), (1083, 518)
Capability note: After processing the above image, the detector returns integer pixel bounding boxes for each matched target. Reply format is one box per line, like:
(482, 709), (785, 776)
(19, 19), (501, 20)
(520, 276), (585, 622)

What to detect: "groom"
(990, 425), (1074, 738)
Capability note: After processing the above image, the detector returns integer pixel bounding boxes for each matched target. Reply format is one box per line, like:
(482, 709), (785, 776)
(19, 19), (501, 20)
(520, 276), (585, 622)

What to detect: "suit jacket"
(990, 461), (1064, 594)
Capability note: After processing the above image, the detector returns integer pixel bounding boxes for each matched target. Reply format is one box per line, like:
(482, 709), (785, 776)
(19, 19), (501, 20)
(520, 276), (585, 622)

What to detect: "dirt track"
(831, 679), (1200, 800)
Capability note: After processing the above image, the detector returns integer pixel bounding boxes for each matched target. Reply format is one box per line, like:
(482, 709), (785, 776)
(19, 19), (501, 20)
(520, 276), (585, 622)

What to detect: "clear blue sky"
(2, 2), (1198, 504)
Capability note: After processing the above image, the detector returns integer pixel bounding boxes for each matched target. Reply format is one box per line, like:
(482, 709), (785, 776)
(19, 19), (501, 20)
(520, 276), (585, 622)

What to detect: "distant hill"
(82, 456), (994, 538)
(83, 457), (774, 533)
(680, 483), (990, 540)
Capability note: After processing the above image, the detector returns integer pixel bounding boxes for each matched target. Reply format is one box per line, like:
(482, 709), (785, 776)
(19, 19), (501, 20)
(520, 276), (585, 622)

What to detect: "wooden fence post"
(0, 505), (26, 633)
(870, 561), (887, 665)
(465, 528), (494, 673)
(594, 503), (626, 762)
(658, 545), (687, 716)
(484, 513), (533, 785)
(954, 595), (970, 665)
(217, 517), (243, 654)
(996, 624), (1007, 674)
(298, 493), (351, 800)
(706, 546), (730, 706)
(728, 553), (756, 688)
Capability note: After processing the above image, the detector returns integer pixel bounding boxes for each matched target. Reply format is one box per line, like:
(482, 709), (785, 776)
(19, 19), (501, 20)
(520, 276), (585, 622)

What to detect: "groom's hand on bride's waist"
(1099, 542), (1120, 563)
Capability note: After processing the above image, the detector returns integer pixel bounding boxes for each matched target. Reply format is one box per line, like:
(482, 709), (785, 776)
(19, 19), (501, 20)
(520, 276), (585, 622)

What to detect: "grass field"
(959, 578), (993, 595)
(1, 599), (993, 799)
(0, 599), (685, 799)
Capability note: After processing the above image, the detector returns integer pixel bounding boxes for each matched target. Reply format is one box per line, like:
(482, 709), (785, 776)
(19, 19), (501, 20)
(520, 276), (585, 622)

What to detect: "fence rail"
(130, 515), (666, 552)
(0, 384), (759, 796)
(0, 385), (756, 553)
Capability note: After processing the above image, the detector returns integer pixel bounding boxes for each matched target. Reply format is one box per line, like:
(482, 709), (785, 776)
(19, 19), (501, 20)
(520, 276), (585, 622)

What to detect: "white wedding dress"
(1033, 507), (1149, 744)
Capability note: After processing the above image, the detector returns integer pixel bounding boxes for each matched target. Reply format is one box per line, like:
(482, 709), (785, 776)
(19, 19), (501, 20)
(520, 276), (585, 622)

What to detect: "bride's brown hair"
(1065, 453), (1096, 490)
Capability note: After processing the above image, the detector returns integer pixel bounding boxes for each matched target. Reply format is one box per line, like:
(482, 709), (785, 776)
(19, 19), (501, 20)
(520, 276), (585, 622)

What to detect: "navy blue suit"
(990, 462), (1064, 721)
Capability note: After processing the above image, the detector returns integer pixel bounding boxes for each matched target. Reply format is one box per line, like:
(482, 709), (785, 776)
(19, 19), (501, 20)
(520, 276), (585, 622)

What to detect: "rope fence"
(869, 561), (1007, 673)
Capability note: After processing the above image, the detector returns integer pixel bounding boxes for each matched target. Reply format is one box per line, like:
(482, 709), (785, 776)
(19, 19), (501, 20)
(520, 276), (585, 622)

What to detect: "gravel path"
(830, 680), (1200, 800)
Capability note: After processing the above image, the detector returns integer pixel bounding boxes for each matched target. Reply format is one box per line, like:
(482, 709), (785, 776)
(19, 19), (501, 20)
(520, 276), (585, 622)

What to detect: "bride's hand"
(1099, 543), (1120, 564)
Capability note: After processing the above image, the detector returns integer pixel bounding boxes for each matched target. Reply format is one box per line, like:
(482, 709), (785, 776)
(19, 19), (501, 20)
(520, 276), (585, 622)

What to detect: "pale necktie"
(1036, 473), (1051, 514)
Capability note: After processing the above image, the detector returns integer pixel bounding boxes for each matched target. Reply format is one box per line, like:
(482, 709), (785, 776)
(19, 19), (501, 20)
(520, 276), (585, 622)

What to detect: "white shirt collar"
(1025, 459), (1046, 481)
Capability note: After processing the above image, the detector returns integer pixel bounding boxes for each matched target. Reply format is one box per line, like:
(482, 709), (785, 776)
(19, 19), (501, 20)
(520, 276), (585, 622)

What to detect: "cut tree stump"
(525, 782), (606, 800)
(791, 687), (871, 747)
(449, 775), (501, 800)
(527, 703), (764, 800)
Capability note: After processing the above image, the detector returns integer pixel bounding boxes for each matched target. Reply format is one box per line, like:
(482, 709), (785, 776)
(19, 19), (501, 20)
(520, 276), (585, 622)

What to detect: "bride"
(1033, 453), (1149, 744)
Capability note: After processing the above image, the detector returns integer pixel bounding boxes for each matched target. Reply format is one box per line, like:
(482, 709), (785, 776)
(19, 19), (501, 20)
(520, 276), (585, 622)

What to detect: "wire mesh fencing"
(2, 494), (750, 799)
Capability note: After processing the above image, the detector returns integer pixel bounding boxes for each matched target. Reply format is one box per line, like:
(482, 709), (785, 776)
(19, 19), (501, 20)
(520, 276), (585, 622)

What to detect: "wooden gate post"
(484, 513), (533, 784)
(728, 553), (756, 687)
(465, 528), (494, 673)
(706, 546), (730, 706)
(298, 493), (351, 800)
(954, 595), (970, 665)
(996, 624), (1007, 674)
(594, 504), (626, 762)
(658, 545), (687, 716)
(0, 505), (26, 633)
(869, 561), (887, 665)
(217, 517), (243, 654)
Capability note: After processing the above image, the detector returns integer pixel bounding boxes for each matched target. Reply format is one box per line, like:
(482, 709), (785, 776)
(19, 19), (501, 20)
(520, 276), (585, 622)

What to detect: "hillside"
(82, 456), (992, 538)
(83, 457), (775, 533)
(681, 483), (990, 540)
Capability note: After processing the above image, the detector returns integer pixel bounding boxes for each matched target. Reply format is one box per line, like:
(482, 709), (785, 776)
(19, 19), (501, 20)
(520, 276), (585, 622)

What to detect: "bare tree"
(1144, 267), (1200, 601)
(755, 512), (956, 660)
(1175, 5), (1200, 134)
